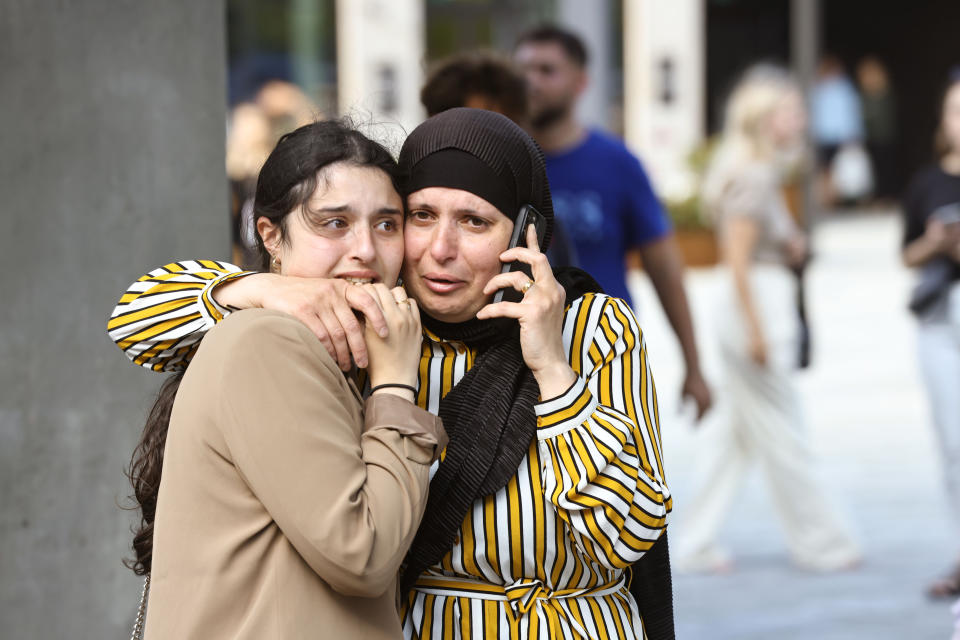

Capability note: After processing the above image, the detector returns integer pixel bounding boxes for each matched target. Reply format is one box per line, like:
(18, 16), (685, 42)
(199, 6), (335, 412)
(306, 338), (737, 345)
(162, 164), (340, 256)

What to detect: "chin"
(420, 298), (477, 323)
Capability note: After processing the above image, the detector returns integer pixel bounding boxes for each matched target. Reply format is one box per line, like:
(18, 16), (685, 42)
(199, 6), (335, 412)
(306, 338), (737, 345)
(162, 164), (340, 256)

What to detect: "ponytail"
(124, 372), (184, 575)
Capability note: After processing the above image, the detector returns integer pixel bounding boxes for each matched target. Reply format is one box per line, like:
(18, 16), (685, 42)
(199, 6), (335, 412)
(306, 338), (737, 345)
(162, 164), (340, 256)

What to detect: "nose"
(349, 225), (377, 264)
(429, 221), (458, 264)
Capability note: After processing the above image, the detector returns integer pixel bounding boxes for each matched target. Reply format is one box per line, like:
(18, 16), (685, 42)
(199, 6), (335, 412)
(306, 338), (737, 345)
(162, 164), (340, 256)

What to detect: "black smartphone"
(492, 204), (548, 304)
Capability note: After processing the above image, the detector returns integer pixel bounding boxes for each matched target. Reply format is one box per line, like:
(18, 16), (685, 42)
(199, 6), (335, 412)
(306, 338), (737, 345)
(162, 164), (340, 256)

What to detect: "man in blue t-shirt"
(515, 25), (712, 419)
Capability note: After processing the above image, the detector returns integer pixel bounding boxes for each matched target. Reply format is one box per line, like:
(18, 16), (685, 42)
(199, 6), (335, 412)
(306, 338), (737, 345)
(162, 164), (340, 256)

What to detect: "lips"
(336, 271), (380, 285)
(422, 273), (466, 294)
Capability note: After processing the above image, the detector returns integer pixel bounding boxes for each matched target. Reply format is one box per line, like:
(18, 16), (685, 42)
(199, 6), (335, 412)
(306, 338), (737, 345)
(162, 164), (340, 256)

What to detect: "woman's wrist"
(369, 382), (416, 402)
(532, 362), (579, 401)
(212, 272), (272, 309)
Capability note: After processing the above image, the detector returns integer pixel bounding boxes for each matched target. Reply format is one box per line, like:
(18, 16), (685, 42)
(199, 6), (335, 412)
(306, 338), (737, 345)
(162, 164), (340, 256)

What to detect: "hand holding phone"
(492, 204), (548, 304)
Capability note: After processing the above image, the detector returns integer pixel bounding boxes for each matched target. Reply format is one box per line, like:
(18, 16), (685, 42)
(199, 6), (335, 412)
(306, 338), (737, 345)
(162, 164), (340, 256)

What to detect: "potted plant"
(663, 139), (718, 267)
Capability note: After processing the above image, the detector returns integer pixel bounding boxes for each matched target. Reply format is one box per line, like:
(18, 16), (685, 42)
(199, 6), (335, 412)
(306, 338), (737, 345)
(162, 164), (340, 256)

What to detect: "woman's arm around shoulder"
(107, 260), (253, 371)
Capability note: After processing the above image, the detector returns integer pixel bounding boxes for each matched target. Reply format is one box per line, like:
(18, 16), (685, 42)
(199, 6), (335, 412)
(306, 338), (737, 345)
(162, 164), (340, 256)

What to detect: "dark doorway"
(706, 0), (791, 135)
(707, 0), (960, 196)
(823, 0), (960, 195)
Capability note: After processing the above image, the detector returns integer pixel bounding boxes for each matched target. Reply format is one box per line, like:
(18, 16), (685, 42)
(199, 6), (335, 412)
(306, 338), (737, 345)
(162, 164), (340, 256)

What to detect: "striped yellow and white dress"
(108, 262), (672, 640)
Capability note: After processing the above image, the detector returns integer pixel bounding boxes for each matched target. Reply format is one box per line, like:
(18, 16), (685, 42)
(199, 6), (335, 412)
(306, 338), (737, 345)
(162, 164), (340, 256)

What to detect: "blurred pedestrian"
(255, 79), (320, 137)
(420, 51), (529, 127)
(226, 81), (321, 268)
(515, 24), (712, 421)
(857, 56), (898, 204)
(675, 65), (862, 573)
(225, 102), (273, 267)
(901, 70), (960, 599)
(812, 56), (867, 206)
(419, 51), (577, 267)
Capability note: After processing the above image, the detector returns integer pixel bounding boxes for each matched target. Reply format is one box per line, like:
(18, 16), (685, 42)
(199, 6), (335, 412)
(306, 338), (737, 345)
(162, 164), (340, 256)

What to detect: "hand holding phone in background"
(928, 203), (960, 261)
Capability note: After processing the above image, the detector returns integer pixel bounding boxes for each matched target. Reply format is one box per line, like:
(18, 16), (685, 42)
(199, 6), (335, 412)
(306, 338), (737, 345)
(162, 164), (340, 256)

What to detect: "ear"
(256, 216), (282, 257)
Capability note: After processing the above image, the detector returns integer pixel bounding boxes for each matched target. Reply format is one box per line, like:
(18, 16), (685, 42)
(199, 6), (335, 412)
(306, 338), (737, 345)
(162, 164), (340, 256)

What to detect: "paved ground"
(627, 210), (958, 639)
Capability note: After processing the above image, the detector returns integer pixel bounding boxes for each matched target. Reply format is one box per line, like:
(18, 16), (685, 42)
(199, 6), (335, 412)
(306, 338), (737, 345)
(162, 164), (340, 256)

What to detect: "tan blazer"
(144, 309), (446, 639)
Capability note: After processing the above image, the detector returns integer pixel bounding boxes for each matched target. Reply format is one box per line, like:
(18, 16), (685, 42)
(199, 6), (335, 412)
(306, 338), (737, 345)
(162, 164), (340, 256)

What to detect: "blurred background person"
(812, 55), (866, 208)
(419, 50), (577, 268)
(225, 102), (273, 267)
(858, 56), (898, 206)
(420, 51), (529, 127)
(255, 79), (320, 139)
(226, 80), (320, 268)
(901, 69), (960, 599)
(514, 24), (712, 420)
(675, 65), (861, 573)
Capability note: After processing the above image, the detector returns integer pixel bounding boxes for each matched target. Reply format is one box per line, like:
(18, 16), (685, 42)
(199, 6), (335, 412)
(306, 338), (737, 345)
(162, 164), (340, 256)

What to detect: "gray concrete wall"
(0, 3), (228, 637)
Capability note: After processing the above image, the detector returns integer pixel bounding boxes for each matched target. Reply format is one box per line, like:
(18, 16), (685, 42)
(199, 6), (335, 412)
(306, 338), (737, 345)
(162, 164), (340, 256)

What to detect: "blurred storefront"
(225, 0), (960, 202)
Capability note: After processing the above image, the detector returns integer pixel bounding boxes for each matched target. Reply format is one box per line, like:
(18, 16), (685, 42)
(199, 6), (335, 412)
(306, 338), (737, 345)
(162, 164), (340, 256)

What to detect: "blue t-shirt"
(545, 129), (671, 306)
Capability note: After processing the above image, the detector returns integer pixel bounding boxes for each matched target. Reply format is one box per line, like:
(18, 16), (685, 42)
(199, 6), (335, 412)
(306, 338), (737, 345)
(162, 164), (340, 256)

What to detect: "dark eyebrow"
(313, 204), (402, 216)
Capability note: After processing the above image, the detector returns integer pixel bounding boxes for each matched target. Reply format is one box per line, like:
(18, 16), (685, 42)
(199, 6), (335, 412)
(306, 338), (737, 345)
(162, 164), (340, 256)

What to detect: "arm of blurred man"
(636, 236), (712, 421)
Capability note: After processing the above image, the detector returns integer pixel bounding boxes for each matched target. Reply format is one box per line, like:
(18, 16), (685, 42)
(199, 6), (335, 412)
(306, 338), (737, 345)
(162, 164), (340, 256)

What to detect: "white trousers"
(675, 265), (860, 571)
(916, 284), (960, 530)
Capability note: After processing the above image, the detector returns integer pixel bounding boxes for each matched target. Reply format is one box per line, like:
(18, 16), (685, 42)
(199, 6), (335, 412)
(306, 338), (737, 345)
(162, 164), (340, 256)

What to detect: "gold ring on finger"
(521, 280), (534, 293)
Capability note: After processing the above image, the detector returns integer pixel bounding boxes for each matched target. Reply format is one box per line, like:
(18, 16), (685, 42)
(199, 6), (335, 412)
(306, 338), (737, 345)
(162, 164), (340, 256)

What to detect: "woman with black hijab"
(108, 109), (672, 639)
(393, 109), (670, 640)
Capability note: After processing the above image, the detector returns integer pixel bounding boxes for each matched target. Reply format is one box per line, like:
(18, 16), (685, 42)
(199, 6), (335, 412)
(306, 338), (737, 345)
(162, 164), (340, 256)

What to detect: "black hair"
(515, 24), (588, 68)
(421, 52), (528, 124)
(252, 119), (405, 270)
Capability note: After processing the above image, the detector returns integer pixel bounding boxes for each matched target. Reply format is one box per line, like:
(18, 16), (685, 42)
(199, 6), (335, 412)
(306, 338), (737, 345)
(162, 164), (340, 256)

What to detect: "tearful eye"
(408, 209), (433, 222)
(375, 218), (400, 232)
(465, 216), (489, 229)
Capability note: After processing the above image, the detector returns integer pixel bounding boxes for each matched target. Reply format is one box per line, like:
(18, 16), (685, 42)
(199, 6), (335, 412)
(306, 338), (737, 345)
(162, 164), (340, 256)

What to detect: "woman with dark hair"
(902, 71), (960, 599)
(119, 120), (446, 639)
(111, 109), (671, 639)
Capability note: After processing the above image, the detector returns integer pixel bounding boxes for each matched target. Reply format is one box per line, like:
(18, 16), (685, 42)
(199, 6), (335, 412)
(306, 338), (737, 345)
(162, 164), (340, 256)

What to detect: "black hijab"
(396, 110), (673, 640)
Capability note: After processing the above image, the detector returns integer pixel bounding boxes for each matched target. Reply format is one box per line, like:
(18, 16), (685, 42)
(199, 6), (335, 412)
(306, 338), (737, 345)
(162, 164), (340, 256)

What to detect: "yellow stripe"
(507, 474), (523, 578)
(538, 385), (591, 426)
(108, 297), (196, 330)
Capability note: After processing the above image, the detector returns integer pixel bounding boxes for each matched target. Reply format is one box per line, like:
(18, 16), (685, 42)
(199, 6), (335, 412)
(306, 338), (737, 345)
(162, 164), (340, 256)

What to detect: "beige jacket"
(144, 309), (446, 639)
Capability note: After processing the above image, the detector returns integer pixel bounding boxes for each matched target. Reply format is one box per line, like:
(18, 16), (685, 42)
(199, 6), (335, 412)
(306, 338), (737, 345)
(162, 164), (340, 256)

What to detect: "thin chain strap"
(130, 574), (150, 640)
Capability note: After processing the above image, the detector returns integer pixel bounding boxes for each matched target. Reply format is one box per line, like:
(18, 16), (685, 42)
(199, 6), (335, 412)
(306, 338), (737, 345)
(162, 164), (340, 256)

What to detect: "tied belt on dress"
(413, 574), (628, 636)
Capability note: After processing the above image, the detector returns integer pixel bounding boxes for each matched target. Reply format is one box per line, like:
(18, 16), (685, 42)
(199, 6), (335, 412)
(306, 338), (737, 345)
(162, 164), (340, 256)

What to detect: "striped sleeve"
(534, 294), (671, 571)
(107, 260), (254, 372)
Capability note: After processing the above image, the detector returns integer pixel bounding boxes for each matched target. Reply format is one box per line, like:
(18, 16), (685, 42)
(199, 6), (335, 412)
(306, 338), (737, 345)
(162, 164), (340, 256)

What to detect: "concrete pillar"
(336, 0), (425, 134)
(624, 0), (706, 201)
(556, 0), (612, 130)
(791, 0), (821, 228)
(0, 3), (228, 637)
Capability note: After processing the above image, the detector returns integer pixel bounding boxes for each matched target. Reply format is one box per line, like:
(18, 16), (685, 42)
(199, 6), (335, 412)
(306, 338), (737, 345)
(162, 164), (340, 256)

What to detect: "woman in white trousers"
(675, 65), (861, 573)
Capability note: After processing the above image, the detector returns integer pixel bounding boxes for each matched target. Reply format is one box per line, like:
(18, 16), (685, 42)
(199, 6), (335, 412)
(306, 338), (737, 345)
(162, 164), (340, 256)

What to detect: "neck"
(531, 113), (587, 153)
(941, 152), (960, 176)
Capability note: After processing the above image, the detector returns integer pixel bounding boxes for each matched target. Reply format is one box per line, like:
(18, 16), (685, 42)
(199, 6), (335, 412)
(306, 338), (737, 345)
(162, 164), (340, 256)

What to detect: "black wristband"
(369, 383), (417, 396)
